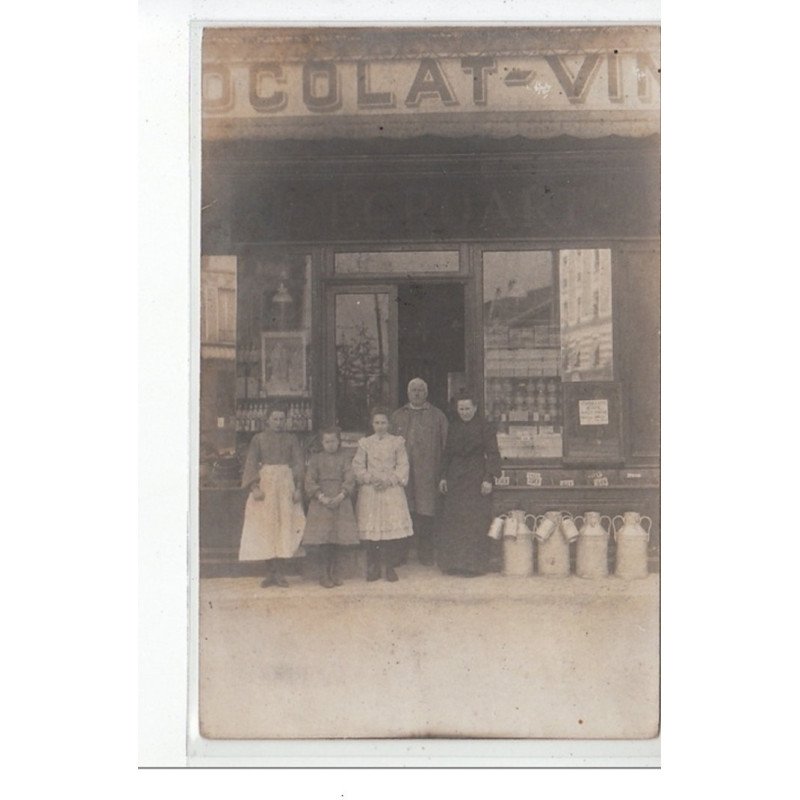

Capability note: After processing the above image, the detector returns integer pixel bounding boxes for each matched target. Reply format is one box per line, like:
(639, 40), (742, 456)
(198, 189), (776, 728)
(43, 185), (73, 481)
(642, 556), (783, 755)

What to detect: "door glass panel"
(335, 293), (390, 432)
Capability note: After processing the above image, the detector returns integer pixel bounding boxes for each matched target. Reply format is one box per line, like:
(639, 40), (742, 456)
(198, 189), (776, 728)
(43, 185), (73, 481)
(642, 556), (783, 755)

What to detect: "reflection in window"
(483, 248), (615, 461)
(559, 249), (613, 382)
(235, 251), (312, 423)
(483, 251), (561, 460)
(335, 294), (390, 432)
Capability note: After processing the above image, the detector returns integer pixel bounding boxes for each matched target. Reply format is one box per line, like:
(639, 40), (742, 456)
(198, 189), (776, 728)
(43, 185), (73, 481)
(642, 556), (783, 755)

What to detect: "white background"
(3, 0), (797, 793)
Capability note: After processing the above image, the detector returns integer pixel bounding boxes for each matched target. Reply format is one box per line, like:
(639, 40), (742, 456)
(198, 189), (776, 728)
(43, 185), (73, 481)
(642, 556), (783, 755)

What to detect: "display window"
(233, 249), (314, 434)
(482, 247), (614, 462)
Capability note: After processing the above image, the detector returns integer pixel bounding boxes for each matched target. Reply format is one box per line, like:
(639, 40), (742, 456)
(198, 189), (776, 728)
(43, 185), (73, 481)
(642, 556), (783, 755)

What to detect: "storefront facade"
(199, 26), (660, 570)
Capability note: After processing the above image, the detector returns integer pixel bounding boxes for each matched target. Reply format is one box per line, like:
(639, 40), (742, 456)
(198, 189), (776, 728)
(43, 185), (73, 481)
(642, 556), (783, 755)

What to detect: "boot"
(319, 546), (335, 589)
(329, 546), (343, 586)
(366, 542), (381, 582)
(383, 540), (399, 582)
(273, 559), (289, 588)
(396, 535), (410, 566)
(417, 516), (435, 566)
(260, 560), (276, 588)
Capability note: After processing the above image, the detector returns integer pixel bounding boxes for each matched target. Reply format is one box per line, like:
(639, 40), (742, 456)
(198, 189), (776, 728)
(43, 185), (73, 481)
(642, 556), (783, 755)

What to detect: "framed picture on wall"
(261, 331), (308, 396)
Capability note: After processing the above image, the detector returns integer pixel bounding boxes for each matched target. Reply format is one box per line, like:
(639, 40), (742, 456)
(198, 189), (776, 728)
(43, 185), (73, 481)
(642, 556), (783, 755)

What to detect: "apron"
(239, 464), (306, 561)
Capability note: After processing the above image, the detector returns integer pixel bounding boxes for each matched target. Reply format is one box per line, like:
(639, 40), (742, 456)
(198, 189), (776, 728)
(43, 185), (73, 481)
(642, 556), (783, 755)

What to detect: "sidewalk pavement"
(198, 566), (659, 741)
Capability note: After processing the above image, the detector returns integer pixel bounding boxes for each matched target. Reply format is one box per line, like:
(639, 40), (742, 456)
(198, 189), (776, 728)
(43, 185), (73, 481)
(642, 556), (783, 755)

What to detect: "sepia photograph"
(196, 23), (660, 744)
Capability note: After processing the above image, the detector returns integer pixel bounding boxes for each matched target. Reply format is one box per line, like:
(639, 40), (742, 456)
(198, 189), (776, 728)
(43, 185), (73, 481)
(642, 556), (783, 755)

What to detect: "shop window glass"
(559, 249), (613, 382)
(335, 293), (391, 432)
(234, 251), (313, 434)
(335, 250), (459, 274)
(483, 248), (613, 461)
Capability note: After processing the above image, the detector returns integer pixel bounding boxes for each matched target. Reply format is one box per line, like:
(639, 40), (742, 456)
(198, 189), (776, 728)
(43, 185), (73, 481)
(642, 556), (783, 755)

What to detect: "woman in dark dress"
(437, 393), (502, 576)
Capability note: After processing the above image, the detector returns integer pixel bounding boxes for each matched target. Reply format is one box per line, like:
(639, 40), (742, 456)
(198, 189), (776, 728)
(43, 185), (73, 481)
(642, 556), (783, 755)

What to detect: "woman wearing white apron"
(239, 405), (306, 587)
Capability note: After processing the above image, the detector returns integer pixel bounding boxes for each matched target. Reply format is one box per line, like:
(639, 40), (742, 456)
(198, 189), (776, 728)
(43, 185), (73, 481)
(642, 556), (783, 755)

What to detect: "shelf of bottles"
(486, 376), (562, 430)
(235, 399), (314, 433)
(483, 326), (563, 460)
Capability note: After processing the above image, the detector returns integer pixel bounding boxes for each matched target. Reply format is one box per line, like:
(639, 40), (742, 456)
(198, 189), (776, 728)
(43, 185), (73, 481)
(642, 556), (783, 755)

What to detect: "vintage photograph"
(197, 25), (660, 740)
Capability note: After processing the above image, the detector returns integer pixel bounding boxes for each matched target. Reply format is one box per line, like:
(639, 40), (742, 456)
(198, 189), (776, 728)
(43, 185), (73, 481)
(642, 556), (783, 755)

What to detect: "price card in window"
(578, 399), (609, 426)
(562, 381), (623, 465)
(494, 473), (511, 487)
(587, 470), (610, 487)
(526, 472), (543, 487)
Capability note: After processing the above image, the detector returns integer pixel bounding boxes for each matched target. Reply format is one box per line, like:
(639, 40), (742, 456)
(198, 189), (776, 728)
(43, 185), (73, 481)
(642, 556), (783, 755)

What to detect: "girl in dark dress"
(302, 427), (359, 588)
(437, 393), (502, 576)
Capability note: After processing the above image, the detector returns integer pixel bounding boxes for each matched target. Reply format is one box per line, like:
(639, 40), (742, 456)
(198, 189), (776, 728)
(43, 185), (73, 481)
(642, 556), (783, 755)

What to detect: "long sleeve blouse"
(304, 450), (356, 500)
(352, 434), (409, 487)
(241, 430), (305, 489)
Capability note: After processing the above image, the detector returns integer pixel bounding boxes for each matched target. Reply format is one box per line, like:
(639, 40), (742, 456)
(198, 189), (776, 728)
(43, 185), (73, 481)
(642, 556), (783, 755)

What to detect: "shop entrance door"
(325, 281), (465, 434)
(397, 282), (465, 416)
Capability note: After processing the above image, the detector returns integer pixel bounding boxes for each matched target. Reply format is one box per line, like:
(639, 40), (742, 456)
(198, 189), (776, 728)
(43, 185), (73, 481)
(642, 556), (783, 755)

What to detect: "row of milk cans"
(490, 510), (653, 579)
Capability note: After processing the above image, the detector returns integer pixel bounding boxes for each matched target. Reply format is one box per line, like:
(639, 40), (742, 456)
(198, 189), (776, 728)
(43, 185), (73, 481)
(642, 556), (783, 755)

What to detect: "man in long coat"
(391, 378), (448, 565)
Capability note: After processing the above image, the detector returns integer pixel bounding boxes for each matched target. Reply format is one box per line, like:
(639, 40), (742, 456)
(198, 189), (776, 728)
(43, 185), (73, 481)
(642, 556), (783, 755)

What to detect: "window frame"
(473, 241), (619, 466)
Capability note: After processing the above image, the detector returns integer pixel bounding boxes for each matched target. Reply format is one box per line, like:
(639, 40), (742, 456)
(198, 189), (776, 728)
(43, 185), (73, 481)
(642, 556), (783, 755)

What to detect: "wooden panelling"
(614, 243), (660, 462)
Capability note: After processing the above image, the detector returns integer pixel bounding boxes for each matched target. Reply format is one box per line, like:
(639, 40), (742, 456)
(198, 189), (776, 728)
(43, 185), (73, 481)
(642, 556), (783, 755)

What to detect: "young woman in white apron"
(239, 405), (306, 587)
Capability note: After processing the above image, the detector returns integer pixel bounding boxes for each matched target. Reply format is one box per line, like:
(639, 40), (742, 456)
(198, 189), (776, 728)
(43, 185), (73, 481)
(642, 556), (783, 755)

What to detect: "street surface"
(199, 566), (659, 740)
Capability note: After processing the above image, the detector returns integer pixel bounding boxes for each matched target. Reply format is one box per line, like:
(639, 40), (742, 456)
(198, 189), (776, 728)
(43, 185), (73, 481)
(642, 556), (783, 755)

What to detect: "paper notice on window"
(579, 399), (609, 425)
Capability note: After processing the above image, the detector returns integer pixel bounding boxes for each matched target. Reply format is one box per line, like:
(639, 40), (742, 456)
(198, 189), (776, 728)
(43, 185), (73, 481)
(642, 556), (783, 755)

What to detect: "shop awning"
(201, 26), (660, 141)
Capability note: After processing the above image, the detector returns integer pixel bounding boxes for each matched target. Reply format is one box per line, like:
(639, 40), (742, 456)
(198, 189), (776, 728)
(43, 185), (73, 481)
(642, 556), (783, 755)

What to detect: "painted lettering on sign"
(579, 399), (610, 426)
(227, 165), (660, 244)
(203, 53), (660, 116)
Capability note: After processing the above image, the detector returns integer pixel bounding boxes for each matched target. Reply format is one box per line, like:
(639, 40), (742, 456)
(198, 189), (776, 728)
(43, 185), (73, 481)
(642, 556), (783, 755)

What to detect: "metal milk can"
(488, 514), (507, 540)
(533, 510), (557, 541)
(613, 511), (652, 580)
(536, 511), (571, 577)
(502, 511), (535, 577)
(576, 512), (612, 578)
(560, 514), (581, 543)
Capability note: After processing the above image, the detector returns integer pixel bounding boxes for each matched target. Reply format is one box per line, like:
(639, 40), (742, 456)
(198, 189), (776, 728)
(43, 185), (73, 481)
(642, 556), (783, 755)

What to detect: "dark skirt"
(302, 497), (360, 546)
(436, 458), (492, 574)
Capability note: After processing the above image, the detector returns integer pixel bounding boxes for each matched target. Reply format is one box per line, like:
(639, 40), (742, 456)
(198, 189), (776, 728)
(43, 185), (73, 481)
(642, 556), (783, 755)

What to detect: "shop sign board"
(202, 32), (660, 139)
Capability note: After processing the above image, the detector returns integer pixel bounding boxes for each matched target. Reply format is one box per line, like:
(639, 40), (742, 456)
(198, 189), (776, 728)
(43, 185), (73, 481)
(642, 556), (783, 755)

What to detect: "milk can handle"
(524, 513), (538, 527)
(573, 515), (584, 528)
(600, 515), (613, 533)
(641, 516), (653, 537)
(612, 515), (624, 539)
